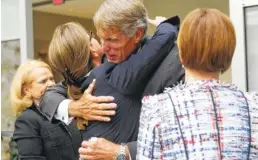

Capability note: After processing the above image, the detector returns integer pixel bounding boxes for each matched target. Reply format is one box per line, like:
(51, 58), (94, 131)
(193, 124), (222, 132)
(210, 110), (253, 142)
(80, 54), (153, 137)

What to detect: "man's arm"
(142, 44), (185, 96)
(109, 16), (180, 95)
(39, 80), (117, 122)
(55, 99), (73, 124)
(127, 141), (137, 160)
(39, 82), (67, 121)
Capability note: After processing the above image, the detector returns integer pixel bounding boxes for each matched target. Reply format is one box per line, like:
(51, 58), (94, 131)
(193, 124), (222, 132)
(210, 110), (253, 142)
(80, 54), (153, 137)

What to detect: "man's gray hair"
(93, 0), (148, 37)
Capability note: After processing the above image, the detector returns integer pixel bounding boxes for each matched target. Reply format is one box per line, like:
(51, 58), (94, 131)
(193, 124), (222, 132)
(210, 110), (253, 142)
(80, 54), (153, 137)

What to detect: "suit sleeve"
(13, 115), (46, 160)
(142, 44), (185, 96)
(109, 16), (180, 95)
(39, 82), (68, 121)
(127, 141), (137, 160)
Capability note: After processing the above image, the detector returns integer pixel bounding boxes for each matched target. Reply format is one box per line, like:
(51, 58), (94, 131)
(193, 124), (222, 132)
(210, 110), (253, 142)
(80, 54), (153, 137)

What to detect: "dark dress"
(13, 104), (82, 160)
(40, 16), (180, 144)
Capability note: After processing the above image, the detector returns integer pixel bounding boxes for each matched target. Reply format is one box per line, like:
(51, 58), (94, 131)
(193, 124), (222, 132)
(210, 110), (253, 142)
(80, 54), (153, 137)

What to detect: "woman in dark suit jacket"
(11, 59), (114, 160)
(11, 60), (81, 160)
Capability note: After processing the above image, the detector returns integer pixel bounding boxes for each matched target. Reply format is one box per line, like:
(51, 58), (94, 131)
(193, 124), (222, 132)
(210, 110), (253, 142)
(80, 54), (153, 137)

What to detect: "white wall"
(1, 0), (20, 41)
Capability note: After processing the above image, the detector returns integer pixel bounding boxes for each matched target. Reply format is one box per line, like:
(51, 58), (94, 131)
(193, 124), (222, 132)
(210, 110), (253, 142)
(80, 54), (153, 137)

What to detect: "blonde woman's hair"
(49, 22), (91, 129)
(93, 0), (148, 37)
(10, 59), (52, 116)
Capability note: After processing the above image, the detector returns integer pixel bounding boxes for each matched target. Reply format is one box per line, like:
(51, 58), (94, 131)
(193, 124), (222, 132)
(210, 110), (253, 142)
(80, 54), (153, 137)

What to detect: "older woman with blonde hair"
(137, 8), (258, 159)
(11, 60), (80, 160)
(10, 60), (55, 116)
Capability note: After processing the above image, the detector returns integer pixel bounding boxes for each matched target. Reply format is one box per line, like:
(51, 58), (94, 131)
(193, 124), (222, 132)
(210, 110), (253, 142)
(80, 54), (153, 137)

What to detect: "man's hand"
(79, 138), (130, 160)
(68, 79), (117, 122)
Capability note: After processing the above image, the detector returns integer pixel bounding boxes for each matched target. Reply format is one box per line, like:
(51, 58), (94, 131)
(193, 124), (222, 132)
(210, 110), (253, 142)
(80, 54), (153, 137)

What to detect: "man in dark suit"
(142, 43), (184, 96)
(78, 44), (184, 160)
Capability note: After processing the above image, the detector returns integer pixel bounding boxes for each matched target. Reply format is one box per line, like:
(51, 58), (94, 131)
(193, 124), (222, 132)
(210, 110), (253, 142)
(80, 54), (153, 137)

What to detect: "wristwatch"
(115, 143), (127, 160)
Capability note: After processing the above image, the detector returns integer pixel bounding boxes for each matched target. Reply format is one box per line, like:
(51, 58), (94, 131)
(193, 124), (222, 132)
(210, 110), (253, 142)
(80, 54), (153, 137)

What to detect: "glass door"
(230, 0), (258, 92)
(244, 5), (258, 91)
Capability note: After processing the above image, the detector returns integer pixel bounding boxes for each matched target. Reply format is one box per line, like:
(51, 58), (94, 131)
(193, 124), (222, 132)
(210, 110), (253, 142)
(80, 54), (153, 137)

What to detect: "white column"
(229, 0), (247, 91)
(1, 0), (20, 41)
(19, 0), (34, 63)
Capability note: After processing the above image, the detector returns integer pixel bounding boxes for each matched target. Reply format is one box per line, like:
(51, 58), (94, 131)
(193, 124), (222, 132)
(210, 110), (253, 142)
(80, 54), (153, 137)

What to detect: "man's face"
(97, 29), (138, 64)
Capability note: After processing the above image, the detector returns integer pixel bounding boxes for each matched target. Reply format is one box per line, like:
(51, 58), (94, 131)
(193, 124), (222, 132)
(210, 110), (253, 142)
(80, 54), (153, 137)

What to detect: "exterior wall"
(1, 40), (20, 160)
(33, 11), (96, 41)
(1, 1), (21, 159)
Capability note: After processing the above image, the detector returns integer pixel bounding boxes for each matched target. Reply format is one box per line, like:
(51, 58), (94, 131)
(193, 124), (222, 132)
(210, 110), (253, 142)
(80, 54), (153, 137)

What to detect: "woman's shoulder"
(13, 107), (43, 139)
(142, 92), (170, 107)
(16, 107), (43, 123)
(141, 93), (173, 120)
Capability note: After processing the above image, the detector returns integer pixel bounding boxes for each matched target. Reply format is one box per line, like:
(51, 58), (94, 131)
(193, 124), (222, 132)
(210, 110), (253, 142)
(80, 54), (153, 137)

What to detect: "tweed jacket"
(137, 80), (258, 160)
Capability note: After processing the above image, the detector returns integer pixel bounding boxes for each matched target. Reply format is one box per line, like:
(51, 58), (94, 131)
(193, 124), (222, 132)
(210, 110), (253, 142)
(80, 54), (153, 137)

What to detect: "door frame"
(230, 0), (258, 91)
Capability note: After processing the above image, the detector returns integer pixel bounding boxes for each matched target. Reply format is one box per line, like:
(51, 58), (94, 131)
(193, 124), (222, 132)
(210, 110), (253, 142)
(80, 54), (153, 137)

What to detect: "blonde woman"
(137, 8), (258, 159)
(11, 60), (82, 160)
(11, 60), (55, 116)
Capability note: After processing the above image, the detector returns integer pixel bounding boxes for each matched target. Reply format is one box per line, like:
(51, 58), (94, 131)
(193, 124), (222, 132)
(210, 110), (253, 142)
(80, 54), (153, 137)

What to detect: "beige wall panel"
(144, 0), (231, 82)
(33, 11), (96, 41)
